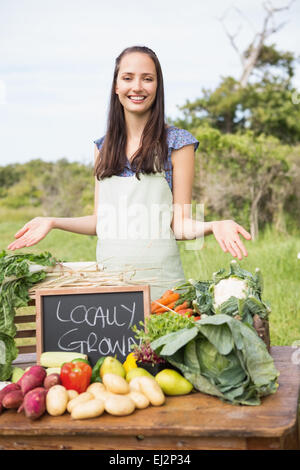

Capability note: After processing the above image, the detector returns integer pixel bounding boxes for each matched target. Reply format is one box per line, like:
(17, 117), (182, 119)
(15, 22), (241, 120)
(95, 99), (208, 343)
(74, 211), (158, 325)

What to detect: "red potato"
(2, 389), (24, 409)
(18, 365), (47, 395)
(0, 383), (21, 407)
(22, 387), (48, 420)
(43, 373), (61, 390)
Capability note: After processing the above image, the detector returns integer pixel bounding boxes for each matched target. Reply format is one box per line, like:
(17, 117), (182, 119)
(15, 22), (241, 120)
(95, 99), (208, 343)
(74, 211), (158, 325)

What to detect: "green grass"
(1, 210), (300, 347)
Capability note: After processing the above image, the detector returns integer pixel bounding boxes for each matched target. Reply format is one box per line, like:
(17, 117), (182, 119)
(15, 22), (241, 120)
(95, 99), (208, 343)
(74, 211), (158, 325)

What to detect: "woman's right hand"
(7, 217), (55, 251)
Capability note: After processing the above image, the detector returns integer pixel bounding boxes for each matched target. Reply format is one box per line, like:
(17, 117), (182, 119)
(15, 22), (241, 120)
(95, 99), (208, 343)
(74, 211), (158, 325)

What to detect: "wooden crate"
(14, 299), (36, 357)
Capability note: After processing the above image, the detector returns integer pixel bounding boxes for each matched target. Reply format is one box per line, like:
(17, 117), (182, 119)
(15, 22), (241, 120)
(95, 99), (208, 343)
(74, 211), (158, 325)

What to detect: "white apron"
(96, 169), (185, 301)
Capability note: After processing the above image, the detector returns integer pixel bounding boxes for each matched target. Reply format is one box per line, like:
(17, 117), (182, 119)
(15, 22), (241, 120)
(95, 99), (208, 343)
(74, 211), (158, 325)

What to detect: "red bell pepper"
(60, 361), (92, 393)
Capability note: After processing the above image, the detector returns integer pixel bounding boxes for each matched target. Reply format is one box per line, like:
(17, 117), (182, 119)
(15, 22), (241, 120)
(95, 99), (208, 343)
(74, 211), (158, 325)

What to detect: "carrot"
(174, 301), (189, 312)
(176, 308), (194, 317)
(154, 293), (179, 308)
(151, 290), (175, 313)
(153, 300), (177, 314)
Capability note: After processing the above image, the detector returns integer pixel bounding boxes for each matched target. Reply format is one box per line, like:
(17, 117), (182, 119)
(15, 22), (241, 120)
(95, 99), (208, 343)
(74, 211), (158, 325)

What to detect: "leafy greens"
(0, 250), (57, 380)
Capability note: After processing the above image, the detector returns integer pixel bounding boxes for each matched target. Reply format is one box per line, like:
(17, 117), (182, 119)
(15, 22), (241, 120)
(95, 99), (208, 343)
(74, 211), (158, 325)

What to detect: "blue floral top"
(93, 126), (199, 192)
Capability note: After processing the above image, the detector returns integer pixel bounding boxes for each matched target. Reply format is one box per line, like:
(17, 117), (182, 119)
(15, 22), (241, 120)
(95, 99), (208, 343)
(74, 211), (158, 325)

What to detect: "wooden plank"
(14, 315), (36, 324)
(15, 330), (36, 338)
(12, 353), (37, 366)
(0, 434), (248, 450)
(16, 345), (36, 354)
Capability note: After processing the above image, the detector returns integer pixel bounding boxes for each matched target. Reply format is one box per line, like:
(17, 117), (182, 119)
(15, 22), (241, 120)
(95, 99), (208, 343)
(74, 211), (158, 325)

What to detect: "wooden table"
(0, 346), (299, 450)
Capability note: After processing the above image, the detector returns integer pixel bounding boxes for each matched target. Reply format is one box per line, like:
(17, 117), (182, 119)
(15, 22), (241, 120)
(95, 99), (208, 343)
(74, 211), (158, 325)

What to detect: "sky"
(0, 0), (299, 166)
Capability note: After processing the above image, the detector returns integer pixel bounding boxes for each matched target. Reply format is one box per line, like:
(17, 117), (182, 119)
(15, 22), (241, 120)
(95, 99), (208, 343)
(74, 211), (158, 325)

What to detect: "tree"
(220, 1), (296, 87)
(193, 126), (291, 240)
(170, 1), (300, 144)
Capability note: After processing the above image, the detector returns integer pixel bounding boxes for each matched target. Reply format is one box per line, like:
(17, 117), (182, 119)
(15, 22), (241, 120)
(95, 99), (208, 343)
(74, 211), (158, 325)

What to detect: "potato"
(2, 390), (24, 409)
(67, 392), (93, 413)
(129, 377), (142, 393)
(0, 383), (21, 407)
(86, 382), (106, 397)
(22, 387), (47, 420)
(104, 394), (135, 416)
(128, 391), (150, 409)
(138, 377), (165, 406)
(102, 373), (130, 395)
(71, 398), (105, 420)
(67, 390), (79, 401)
(18, 366), (47, 395)
(46, 385), (69, 416)
(43, 373), (61, 390)
(91, 390), (115, 404)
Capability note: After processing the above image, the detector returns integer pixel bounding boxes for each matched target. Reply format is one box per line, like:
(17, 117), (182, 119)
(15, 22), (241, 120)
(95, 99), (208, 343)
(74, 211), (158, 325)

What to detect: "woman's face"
(115, 52), (158, 115)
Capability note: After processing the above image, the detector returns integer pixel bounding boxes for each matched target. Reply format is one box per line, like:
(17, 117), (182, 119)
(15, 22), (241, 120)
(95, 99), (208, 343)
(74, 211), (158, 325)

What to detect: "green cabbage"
(151, 314), (279, 406)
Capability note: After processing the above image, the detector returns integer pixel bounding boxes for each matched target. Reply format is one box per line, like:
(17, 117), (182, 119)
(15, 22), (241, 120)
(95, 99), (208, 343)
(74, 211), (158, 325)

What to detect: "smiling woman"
(7, 45), (251, 301)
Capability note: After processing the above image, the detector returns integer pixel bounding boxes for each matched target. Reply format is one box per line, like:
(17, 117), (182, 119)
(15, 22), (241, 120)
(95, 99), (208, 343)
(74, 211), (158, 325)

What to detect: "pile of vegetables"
(0, 250), (57, 380)
(150, 260), (271, 350)
(0, 352), (168, 420)
(133, 262), (279, 406)
(172, 260), (270, 327)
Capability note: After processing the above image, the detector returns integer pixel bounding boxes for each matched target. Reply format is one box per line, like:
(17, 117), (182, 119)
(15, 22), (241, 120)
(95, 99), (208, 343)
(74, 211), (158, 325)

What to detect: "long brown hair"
(94, 46), (169, 180)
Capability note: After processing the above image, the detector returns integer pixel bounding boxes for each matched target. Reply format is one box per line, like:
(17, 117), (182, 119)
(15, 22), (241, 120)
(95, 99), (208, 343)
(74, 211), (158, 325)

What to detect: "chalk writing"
(39, 289), (146, 365)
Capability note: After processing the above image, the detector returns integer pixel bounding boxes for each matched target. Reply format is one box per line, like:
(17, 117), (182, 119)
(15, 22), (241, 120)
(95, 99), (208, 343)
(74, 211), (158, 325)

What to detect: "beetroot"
(2, 389), (24, 409)
(22, 387), (47, 420)
(0, 383), (21, 406)
(18, 365), (47, 395)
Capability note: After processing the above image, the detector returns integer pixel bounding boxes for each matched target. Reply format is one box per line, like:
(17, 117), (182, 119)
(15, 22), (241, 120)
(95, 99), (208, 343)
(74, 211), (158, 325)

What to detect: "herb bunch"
(132, 311), (195, 345)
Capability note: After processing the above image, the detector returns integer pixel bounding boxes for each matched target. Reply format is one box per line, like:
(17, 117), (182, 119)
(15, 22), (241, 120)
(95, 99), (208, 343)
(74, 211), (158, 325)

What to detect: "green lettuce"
(151, 314), (279, 406)
(0, 332), (19, 381)
(0, 250), (57, 380)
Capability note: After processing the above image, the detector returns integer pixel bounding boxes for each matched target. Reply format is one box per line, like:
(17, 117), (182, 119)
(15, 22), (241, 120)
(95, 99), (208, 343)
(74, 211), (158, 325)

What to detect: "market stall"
(0, 253), (299, 450)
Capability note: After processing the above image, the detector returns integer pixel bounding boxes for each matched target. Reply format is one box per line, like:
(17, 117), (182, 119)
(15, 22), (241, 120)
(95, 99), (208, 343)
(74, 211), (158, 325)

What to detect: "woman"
(7, 45), (251, 300)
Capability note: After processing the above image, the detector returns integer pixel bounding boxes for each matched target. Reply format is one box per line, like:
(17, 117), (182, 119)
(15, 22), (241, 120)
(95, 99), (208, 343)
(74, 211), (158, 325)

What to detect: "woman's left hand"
(211, 220), (252, 260)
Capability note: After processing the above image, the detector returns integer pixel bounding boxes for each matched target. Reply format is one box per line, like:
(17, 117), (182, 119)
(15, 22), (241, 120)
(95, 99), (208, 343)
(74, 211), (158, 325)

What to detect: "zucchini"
(40, 351), (88, 368)
(46, 367), (61, 376)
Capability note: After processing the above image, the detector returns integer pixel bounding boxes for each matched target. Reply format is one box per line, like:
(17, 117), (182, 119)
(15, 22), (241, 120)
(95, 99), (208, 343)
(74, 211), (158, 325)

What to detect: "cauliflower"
(213, 277), (248, 309)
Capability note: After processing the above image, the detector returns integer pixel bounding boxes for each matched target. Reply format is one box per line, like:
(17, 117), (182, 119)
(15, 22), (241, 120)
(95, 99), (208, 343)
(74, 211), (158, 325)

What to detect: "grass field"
(1, 209), (300, 347)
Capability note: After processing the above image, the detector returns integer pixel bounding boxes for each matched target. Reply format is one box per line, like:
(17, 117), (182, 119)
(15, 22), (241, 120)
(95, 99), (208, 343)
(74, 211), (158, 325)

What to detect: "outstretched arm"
(7, 146), (100, 251)
(171, 144), (251, 260)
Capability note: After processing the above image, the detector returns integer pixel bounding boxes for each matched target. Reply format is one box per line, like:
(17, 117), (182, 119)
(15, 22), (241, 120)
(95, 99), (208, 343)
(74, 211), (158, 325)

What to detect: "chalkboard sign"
(35, 285), (150, 367)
